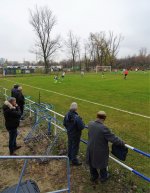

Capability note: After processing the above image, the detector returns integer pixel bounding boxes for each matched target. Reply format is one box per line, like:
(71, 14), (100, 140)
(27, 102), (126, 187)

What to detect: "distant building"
(0, 58), (6, 66)
(51, 65), (62, 71)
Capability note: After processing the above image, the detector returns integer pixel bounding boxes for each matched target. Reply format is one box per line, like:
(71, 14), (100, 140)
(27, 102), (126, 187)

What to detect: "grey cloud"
(0, 0), (149, 61)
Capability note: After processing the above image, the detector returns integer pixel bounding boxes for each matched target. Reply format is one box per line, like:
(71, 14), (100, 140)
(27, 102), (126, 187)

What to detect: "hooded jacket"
(3, 101), (21, 130)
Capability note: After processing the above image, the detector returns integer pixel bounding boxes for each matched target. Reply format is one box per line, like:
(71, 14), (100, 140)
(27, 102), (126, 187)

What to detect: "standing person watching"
(16, 86), (25, 119)
(3, 97), (21, 155)
(86, 111), (125, 183)
(63, 102), (85, 166)
(11, 84), (19, 98)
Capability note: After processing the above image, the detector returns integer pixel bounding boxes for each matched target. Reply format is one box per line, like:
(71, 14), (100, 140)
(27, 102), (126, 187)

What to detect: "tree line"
(115, 48), (150, 70)
(30, 6), (150, 73)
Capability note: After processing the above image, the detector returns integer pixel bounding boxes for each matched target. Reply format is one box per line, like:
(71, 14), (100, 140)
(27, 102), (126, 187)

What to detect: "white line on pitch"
(4, 79), (150, 119)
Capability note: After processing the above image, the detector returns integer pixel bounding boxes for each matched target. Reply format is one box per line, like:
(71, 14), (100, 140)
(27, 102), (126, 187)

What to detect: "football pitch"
(0, 71), (150, 190)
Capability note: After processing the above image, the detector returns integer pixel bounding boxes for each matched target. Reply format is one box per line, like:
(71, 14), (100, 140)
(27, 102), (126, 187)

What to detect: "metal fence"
(0, 156), (70, 193)
(1, 87), (150, 183)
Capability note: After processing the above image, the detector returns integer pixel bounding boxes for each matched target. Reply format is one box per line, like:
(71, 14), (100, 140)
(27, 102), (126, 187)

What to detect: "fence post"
(48, 120), (51, 136)
(67, 157), (71, 193)
(29, 101), (32, 117)
(4, 88), (7, 100)
(54, 112), (57, 136)
(35, 109), (39, 123)
(15, 160), (28, 193)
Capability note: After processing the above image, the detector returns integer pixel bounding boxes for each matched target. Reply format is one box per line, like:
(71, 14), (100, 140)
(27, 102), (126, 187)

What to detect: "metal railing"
(2, 87), (150, 183)
(0, 156), (70, 193)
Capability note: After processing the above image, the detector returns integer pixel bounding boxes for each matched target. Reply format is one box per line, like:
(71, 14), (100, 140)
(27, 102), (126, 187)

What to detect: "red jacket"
(124, 70), (128, 75)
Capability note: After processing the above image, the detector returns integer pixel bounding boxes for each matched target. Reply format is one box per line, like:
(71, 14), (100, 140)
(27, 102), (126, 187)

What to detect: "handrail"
(1, 87), (150, 183)
(25, 98), (150, 182)
(125, 144), (150, 158)
(45, 107), (150, 159)
(80, 139), (150, 183)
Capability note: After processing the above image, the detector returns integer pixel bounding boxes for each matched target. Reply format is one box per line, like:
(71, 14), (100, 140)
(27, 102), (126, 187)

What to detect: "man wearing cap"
(3, 97), (21, 155)
(86, 111), (124, 183)
(63, 102), (85, 166)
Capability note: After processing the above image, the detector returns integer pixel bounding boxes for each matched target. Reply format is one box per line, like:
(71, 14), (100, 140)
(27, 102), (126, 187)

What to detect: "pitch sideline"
(4, 79), (150, 119)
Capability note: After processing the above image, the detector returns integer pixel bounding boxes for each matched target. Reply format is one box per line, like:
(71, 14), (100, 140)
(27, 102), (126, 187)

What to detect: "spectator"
(3, 97), (21, 155)
(86, 111), (124, 183)
(11, 84), (19, 98)
(16, 86), (25, 119)
(63, 102), (85, 166)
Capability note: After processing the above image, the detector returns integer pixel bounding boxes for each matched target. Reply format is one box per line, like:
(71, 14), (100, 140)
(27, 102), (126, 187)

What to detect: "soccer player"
(54, 75), (58, 83)
(124, 69), (128, 80)
(61, 71), (65, 80)
(101, 71), (104, 78)
(81, 70), (85, 77)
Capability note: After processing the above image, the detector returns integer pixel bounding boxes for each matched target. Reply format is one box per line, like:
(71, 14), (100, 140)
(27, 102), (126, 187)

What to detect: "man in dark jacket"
(86, 111), (125, 182)
(63, 102), (85, 166)
(16, 86), (25, 118)
(3, 97), (21, 155)
(11, 84), (19, 98)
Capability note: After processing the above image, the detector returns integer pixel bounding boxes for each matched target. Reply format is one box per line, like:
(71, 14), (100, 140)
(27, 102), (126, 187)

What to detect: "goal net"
(96, 66), (111, 73)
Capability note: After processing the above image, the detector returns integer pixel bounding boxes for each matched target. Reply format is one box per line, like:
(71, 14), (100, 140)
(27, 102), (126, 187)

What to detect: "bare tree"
(88, 32), (109, 66)
(29, 6), (61, 73)
(138, 47), (148, 66)
(139, 47), (147, 57)
(87, 32), (123, 67)
(65, 31), (80, 70)
(77, 46), (82, 70)
(84, 41), (95, 70)
(84, 43), (90, 71)
(108, 31), (123, 65)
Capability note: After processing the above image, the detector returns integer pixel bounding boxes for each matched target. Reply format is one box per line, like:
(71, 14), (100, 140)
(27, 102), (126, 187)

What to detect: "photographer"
(3, 97), (21, 155)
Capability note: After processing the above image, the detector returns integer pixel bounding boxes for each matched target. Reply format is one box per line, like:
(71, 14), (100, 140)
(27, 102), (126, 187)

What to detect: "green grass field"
(0, 71), (150, 192)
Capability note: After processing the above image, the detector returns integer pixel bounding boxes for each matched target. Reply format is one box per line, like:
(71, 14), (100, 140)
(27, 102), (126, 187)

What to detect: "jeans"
(8, 129), (17, 154)
(67, 135), (80, 163)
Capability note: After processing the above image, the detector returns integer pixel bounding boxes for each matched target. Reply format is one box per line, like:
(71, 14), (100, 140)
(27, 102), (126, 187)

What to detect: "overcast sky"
(0, 0), (150, 62)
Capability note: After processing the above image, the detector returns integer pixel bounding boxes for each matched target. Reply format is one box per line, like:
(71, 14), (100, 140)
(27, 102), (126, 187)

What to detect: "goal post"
(96, 66), (111, 73)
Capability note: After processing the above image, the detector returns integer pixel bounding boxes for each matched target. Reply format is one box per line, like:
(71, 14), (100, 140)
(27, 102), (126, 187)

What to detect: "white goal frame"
(96, 66), (111, 73)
